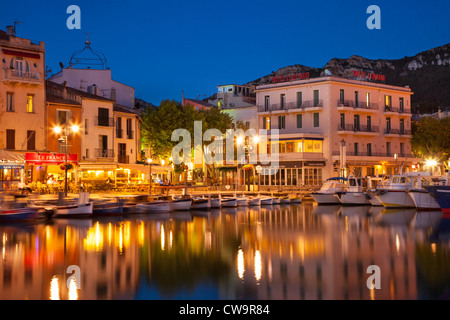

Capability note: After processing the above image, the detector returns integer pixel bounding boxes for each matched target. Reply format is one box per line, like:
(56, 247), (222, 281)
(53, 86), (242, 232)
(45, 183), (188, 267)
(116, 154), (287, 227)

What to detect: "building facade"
(0, 28), (46, 188)
(255, 75), (419, 189)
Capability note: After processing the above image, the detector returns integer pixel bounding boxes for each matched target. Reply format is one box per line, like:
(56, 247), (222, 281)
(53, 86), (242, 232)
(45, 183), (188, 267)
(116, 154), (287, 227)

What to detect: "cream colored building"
(256, 75), (420, 188)
(0, 28), (46, 186)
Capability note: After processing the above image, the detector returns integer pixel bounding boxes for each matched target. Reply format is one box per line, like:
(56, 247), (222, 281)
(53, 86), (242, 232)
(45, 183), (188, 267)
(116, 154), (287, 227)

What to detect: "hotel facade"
(255, 75), (419, 189)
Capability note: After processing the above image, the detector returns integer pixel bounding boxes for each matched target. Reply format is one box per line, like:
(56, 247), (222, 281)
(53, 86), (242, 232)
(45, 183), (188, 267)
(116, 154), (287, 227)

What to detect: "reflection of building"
(0, 27), (46, 187)
(256, 75), (421, 188)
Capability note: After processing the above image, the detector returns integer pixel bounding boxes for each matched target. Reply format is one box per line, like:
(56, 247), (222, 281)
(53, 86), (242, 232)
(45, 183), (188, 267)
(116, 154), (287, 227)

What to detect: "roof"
(46, 80), (115, 103)
(0, 30), (10, 41)
(113, 103), (141, 116)
(183, 98), (215, 108)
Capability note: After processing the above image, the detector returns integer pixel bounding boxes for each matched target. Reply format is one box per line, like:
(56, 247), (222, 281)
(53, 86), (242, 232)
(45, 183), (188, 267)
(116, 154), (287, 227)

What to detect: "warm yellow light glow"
(53, 126), (62, 134)
(161, 225), (165, 251)
(68, 278), (79, 300)
(254, 250), (262, 282)
(84, 222), (104, 252)
(50, 276), (60, 300)
(236, 136), (244, 145)
(425, 159), (438, 167)
(237, 249), (245, 279)
(71, 124), (80, 133)
(253, 135), (260, 143)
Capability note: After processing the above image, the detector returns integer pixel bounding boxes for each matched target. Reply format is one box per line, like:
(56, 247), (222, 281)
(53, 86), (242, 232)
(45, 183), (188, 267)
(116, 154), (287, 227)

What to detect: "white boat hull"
(272, 198), (281, 205)
(210, 198), (221, 208)
(338, 192), (371, 205)
(221, 198), (237, 207)
(260, 197), (273, 205)
(54, 202), (94, 217)
(170, 199), (192, 211)
(191, 198), (211, 210)
(407, 190), (441, 209)
(311, 193), (340, 204)
(375, 190), (416, 208)
(248, 198), (261, 206)
(237, 198), (248, 206)
(290, 198), (302, 203)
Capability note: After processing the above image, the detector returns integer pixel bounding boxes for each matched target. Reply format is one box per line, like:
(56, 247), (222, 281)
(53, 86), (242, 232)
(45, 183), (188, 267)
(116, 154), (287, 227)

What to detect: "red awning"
(2, 49), (41, 59)
(25, 153), (78, 165)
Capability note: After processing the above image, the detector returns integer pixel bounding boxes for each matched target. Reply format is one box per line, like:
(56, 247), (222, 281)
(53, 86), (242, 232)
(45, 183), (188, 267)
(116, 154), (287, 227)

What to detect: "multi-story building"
(255, 75), (419, 189)
(208, 84), (256, 109)
(0, 27), (46, 187)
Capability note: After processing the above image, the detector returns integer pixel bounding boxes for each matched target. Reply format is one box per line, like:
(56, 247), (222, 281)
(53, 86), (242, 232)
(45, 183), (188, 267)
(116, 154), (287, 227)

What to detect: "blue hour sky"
(1, 0), (449, 105)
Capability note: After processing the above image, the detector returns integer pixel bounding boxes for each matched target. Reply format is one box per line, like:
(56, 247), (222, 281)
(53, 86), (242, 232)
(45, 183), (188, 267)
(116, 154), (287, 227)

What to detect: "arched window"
(10, 57), (30, 76)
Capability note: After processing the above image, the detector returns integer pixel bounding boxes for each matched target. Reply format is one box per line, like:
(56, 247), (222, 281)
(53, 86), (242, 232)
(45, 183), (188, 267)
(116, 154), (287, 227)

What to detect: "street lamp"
(394, 153), (398, 175)
(54, 123), (79, 197)
(147, 158), (153, 194)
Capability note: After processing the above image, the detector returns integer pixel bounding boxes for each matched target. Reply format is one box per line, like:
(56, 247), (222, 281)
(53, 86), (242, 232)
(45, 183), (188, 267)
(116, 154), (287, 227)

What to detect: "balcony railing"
(95, 117), (114, 127)
(95, 149), (114, 158)
(337, 100), (379, 110)
(3, 68), (41, 84)
(337, 124), (379, 133)
(257, 99), (323, 112)
(118, 155), (130, 164)
(126, 130), (134, 140)
(332, 151), (414, 158)
(384, 128), (400, 135)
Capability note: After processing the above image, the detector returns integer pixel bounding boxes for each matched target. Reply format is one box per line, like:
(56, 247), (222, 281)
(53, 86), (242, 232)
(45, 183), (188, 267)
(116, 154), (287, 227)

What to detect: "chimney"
(6, 25), (15, 36)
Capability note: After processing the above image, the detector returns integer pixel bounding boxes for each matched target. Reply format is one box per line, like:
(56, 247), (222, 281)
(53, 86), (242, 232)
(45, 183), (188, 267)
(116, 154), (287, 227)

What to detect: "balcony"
(116, 129), (123, 139)
(332, 151), (414, 158)
(126, 130), (134, 140)
(337, 124), (379, 134)
(95, 117), (114, 127)
(118, 155), (130, 164)
(95, 149), (114, 158)
(384, 106), (412, 115)
(384, 128), (400, 136)
(3, 68), (42, 85)
(337, 100), (378, 112)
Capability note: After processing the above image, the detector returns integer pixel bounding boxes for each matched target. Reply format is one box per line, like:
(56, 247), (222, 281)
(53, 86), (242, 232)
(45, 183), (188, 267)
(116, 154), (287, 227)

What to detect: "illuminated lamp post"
(147, 158), (153, 194)
(54, 123), (80, 197)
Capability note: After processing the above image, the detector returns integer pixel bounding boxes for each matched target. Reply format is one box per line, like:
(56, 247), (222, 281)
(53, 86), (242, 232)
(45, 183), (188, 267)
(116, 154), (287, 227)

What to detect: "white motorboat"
(310, 177), (347, 204)
(236, 197), (249, 206)
(280, 197), (291, 204)
(337, 176), (371, 206)
(191, 197), (211, 210)
(221, 197), (237, 207)
(138, 200), (171, 213)
(260, 196), (273, 205)
(408, 188), (441, 210)
(210, 197), (221, 208)
(248, 197), (261, 206)
(374, 172), (434, 208)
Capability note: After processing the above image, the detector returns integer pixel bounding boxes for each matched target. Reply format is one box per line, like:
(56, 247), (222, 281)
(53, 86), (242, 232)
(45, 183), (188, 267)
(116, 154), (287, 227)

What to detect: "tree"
(411, 116), (450, 165)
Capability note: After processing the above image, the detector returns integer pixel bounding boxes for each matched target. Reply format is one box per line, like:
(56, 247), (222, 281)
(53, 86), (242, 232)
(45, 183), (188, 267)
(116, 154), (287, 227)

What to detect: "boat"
(138, 200), (171, 213)
(191, 197), (211, 210)
(374, 172), (435, 208)
(210, 197), (221, 208)
(0, 195), (38, 222)
(290, 196), (302, 204)
(248, 197), (261, 206)
(236, 197), (249, 206)
(272, 197), (281, 205)
(280, 197), (291, 204)
(337, 176), (371, 206)
(221, 197), (237, 207)
(260, 196), (273, 205)
(310, 177), (347, 205)
(169, 197), (192, 211)
(408, 175), (448, 210)
(424, 186), (450, 215)
(93, 199), (124, 215)
(30, 192), (94, 218)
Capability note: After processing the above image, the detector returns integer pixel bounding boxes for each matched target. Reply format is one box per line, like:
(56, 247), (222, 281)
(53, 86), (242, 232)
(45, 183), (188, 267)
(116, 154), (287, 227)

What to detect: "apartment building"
(256, 75), (419, 188)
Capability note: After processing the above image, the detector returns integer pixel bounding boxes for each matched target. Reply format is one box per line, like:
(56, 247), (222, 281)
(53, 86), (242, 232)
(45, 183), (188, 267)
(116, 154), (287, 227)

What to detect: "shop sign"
(0, 162), (24, 169)
(304, 161), (326, 167)
(271, 72), (310, 83)
(25, 153), (78, 165)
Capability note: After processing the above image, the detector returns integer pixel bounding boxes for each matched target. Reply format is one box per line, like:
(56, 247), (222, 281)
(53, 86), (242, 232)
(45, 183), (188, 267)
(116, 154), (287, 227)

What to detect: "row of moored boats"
(310, 172), (450, 213)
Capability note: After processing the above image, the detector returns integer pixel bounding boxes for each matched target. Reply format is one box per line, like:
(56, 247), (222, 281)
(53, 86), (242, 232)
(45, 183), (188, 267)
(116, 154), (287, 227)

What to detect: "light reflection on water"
(0, 202), (449, 300)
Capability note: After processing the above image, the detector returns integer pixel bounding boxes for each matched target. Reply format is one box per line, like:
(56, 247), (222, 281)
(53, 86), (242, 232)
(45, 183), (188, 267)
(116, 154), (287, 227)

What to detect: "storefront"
(25, 153), (78, 185)
(0, 161), (25, 191)
(259, 161), (325, 188)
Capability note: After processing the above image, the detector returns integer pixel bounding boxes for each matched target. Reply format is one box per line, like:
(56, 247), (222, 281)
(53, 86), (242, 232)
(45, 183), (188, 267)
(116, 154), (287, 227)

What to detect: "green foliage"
(411, 116), (450, 161)
(141, 100), (234, 159)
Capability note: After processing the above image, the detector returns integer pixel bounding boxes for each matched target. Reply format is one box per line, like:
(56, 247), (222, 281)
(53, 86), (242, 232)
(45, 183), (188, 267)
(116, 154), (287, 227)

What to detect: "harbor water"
(0, 201), (449, 300)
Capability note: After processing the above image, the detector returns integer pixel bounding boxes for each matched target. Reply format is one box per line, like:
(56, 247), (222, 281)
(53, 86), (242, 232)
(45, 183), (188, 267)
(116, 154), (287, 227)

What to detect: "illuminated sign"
(25, 153), (78, 165)
(271, 72), (310, 83)
(352, 70), (385, 82)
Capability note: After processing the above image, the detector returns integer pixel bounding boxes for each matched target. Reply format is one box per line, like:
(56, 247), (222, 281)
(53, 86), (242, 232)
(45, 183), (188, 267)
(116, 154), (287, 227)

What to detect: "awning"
(2, 49), (41, 59)
(0, 150), (25, 162)
(25, 153), (78, 165)
(78, 163), (118, 171)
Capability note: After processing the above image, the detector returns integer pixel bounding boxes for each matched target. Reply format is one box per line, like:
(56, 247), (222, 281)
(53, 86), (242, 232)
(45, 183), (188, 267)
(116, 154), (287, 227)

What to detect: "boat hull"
(248, 198), (261, 206)
(54, 202), (94, 217)
(93, 202), (124, 215)
(375, 190), (416, 208)
(338, 192), (371, 205)
(424, 186), (450, 214)
(260, 197), (273, 205)
(311, 193), (340, 205)
(191, 198), (211, 210)
(237, 198), (248, 206)
(408, 189), (440, 210)
(170, 199), (192, 211)
(210, 198), (221, 208)
(138, 201), (171, 213)
(221, 198), (237, 207)
(0, 207), (38, 221)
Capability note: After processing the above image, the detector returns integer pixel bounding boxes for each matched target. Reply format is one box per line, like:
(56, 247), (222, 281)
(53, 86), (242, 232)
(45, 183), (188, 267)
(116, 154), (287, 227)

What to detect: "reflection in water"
(0, 202), (449, 300)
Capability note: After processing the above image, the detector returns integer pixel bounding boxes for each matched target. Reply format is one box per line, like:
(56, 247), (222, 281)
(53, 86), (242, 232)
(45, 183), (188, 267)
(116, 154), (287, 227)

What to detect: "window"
(313, 113), (319, 127)
(304, 140), (322, 153)
(116, 117), (122, 138)
(264, 96), (270, 111)
(286, 142), (294, 153)
(278, 116), (285, 129)
(85, 119), (89, 135)
(26, 95), (34, 113)
(262, 117), (271, 130)
(340, 113), (345, 130)
(354, 114), (360, 131)
(355, 91), (359, 107)
(367, 143), (372, 156)
(386, 142), (391, 156)
(297, 114), (302, 128)
(279, 141), (286, 153)
(11, 57), (30, 77)
(6, 130), (15, 150)
(280, 94), (286, 109)
(297, 92), (302, 108)
(385, 95), (392, 110)
(296, 141), (303, 152)
(27, 130), (35, 150)
(98, 108), (110, 126)
(367, 116), (372, 131)
(339, 89), (345, 104)
(400, 118), (405, 134)
(314, 90), (320, 107)
(399, 97), (404, 112)
(126, 118), (133, 139)
(366, 92), (370, 108)
(86, 149), (89, 159)
(57, 110), (70, 125)
(354, 142), (359, 156)
(386, 117), (391, 133)
(6, 92), (14, 112)
(400, 143), (405, 156)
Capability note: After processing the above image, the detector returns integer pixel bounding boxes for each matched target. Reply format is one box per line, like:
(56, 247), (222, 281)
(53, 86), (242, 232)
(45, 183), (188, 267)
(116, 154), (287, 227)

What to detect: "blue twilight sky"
(1, 0), (449, 105)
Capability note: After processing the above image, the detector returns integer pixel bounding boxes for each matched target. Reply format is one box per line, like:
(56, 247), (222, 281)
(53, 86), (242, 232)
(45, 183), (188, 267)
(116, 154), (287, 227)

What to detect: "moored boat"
(221, 197), (237, 207)
(170, 197), (192, 211)
(424, 186), (450, 215)
(260, 196), (273, 205)
(248, 197), (261, 206)
(310, 177), (346, 205)
(191, 197), (211, 210)
(236, 197), (249, 206)
(0, 195), (38, 221)
(138, 200), (171, 213)
(93, 200), (124, 215)
(280, 197), (291, 204)
(337, 176), (371, 206)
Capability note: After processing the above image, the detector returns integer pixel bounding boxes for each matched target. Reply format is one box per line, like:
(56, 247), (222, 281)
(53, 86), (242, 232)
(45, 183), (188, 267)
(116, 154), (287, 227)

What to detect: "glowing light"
(237, 249), (245, 279)
(254, 250), (262, 282)
(236, 136), (244, 145)
(53, 126), (62, 134)
(71, 124), (80, 133)
(68, 278), (79, 300)
(425, 158), (437, 167)
(161, 225), (165, 251)
(395, 234), (400, 253)
(253, 135), (260, 143)
(50, 276), (60, 300)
